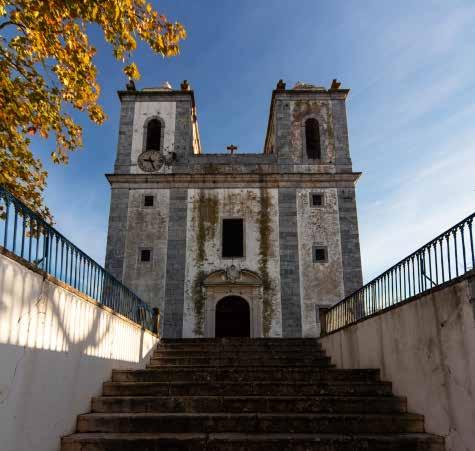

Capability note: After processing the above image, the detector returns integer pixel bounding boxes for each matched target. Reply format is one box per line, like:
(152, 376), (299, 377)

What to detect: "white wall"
(320, 274), (475, 451)
(0, 251), (159, 451)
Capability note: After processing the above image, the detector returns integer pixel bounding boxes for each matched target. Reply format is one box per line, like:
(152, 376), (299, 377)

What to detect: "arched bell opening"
(215, 296), (250, 337)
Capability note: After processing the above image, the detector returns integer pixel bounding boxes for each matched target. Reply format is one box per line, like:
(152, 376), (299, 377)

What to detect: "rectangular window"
(313, 246), (327, 263)
(222, 219), (244, 258)
(143, 195), (154, 207)
(140, 249), (152, 262)
(310, 193), (324, 207)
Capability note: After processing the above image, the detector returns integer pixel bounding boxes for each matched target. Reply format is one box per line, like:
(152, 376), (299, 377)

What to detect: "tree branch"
(0, 21), (26, 33)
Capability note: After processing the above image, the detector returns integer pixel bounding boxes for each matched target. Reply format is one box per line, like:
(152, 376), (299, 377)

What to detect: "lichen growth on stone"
(192, 270), (206, 335)
(258, 188), (275, 336)
(192, 191), (219, 335)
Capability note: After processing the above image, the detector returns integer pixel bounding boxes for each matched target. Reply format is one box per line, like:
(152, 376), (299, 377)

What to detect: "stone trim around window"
(141, 115), (165, 154)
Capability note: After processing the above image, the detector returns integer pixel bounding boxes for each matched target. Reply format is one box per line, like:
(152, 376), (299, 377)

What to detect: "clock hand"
(144, 156), (155, 169)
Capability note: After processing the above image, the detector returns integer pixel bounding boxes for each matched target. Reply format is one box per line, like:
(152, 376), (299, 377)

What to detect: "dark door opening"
(215, 296), (250, 337)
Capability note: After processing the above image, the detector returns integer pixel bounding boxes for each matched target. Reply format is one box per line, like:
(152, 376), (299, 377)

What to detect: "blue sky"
(33, 0), (475, 282)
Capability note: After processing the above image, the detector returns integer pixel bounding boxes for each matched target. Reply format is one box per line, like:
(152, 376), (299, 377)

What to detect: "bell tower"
(113, 80), (201, 176)
(264, 79), (352, 171)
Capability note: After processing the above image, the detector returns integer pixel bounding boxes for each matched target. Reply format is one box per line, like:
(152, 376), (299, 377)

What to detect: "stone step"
(157, 339), (322, 350)
(149, 356), (332, 366)
(91, 395), (407, 414)
(76, 412), (425, 434)
(61, 337), (444, 450)
(152, 349), (326, 358)
(62, 432), (445, 451)
(112, 368), (379, 383)
(157, 343), (323, 351)
(103, 381), (394, 397)
(160, 338), (321, 345)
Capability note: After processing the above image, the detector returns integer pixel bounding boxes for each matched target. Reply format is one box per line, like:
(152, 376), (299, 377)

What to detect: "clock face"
(138, 150), (164, 172)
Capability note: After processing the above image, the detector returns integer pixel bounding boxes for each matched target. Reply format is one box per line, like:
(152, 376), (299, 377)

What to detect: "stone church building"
(105, 79), (362, 338)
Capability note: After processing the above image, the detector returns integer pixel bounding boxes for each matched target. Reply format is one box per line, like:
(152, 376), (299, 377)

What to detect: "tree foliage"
(0, 0), (186, 221)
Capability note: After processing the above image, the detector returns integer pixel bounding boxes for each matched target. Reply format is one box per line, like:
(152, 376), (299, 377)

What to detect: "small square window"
(310, 193), (323, 207)
(140, 249), (152, 262)
(143, 195), (154, 207)
(313, 246), (327, 263)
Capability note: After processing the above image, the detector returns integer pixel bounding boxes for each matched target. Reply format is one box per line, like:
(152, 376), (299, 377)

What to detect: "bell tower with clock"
(113, 80), (201, 176)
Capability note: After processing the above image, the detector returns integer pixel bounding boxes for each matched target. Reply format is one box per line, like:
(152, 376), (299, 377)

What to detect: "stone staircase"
(62, 338), (444, 450)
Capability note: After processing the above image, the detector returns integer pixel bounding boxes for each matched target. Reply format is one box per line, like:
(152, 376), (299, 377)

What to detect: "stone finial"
(126, 79), (136, 91)
(181, 80), (190, 91)
(276, 79), (286, 90)
(330, 79), (342, 90)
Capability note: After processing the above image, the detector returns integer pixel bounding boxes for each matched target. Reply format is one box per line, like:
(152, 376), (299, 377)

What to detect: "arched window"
(145, 119), (162, 151)
(305, 118), (321, 159)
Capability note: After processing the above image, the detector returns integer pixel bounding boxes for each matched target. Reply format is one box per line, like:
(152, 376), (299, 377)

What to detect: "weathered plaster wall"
(122, 189), (170, 311)
(0, 251), (158, 451)
(130, 100), (176, 172)
(297, 188), (345, 337)
(290, 99), (336, 165)
(320, 275), (475, 451)
(182, 188), (282, 338)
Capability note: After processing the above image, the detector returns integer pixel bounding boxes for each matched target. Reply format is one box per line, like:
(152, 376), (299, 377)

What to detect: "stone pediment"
(203, 266), (262, 287)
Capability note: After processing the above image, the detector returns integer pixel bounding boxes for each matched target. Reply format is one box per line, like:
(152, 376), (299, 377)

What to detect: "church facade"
(104, 80), (362, 338)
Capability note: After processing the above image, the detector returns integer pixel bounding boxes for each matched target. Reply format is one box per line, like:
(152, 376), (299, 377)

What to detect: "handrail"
(0, 186), (156, 331)
(323, 211), (475, 334)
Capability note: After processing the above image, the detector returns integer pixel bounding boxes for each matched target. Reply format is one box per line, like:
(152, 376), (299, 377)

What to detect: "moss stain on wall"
(192, 191), (219, 335)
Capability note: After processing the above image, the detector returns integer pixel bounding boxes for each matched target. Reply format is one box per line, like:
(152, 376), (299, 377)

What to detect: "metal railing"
(0, 186), (156, 331)
(323, 211), (475, 334)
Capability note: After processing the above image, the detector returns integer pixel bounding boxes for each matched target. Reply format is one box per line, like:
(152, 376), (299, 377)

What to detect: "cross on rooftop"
(227, 144), (238, 155)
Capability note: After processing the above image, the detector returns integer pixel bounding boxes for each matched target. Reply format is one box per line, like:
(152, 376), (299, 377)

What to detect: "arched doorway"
(215, 296), (250, 337)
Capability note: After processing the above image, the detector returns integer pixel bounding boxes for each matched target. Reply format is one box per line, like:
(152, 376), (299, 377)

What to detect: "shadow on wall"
(320, 274), (475, 451)
(0, 251), (158, 451)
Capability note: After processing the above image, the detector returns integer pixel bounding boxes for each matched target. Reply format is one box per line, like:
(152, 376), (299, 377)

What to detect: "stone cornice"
(106, 172), (362, 189)
(273, 89), (350, 100)
(118, 89), (195, 108)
